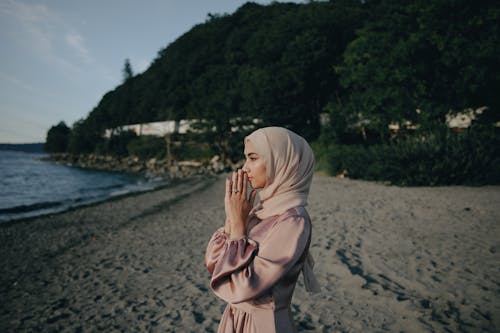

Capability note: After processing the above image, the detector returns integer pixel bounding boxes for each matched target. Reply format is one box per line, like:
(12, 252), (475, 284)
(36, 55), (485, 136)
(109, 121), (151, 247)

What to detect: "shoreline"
(1, 150), (226, 224)
(1, 174), (499, 332)
(0, 175), (203, 227)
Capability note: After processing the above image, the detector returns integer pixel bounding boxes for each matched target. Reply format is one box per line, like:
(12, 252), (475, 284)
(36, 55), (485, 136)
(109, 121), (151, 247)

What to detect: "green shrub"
(315, 127), (500, 186)
(101, 130), (137, 157)
(125, 135), (216, 162)
(172, 141), (215, 161)
(127, 136), (166, 160)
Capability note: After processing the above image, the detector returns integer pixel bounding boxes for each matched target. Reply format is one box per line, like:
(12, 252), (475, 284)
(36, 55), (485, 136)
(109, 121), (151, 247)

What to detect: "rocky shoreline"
(43, 153), (229, 179)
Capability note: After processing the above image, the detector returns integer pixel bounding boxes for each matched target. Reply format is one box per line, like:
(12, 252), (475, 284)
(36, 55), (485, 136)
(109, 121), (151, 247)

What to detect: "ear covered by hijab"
(245, 127), (321, 293)
(245, 127), (315, 220)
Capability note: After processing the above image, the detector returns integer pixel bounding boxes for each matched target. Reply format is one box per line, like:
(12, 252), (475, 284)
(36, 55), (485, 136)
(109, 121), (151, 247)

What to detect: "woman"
(205, 127), (320, 333)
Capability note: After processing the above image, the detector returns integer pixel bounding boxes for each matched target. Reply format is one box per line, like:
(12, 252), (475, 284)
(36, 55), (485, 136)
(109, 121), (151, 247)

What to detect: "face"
(242, 140), (266, 189)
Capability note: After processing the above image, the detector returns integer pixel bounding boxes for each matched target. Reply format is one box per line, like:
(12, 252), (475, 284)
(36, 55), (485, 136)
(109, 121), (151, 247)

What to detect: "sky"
(0, 0), (305, 143)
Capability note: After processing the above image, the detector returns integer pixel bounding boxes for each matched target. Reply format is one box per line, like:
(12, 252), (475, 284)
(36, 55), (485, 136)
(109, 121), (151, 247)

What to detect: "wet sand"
(1, 174), (499, 332)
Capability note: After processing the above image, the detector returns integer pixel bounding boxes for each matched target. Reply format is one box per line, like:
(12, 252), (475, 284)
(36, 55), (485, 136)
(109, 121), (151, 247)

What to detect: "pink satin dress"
(205, 206), (312, 333)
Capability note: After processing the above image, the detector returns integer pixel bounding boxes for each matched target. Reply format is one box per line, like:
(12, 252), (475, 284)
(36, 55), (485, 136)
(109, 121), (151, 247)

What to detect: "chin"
(253, 183), (265, 190)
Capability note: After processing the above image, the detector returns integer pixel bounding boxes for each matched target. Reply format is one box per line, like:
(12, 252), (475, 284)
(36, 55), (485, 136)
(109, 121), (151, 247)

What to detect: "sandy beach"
(1, 174), (499, 332)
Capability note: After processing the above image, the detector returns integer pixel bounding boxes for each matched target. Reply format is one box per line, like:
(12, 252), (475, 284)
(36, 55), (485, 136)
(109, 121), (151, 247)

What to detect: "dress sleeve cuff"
(210, 236), (258, 286)
(205, 228), (230, 274)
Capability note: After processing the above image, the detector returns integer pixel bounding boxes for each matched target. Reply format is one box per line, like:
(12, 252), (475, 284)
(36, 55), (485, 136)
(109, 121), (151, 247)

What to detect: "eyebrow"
(245, 152), (258, 157)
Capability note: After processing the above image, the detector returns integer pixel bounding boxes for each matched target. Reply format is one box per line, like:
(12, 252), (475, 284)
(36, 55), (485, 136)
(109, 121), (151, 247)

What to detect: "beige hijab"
(245, 127), (321, 293)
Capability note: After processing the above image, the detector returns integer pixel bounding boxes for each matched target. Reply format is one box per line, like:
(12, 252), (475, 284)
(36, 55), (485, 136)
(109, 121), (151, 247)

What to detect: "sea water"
(0, 150), (166, 222)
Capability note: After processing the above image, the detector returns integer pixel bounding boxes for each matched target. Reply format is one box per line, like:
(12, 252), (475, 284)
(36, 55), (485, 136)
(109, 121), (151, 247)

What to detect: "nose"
(242, 161), (249, 173)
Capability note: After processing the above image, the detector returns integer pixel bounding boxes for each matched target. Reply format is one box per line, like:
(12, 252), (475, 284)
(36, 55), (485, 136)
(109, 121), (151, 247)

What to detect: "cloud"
(0, 0), (92, 73)
(0, 1), (54, 54)
(0, 0), (52, 24)
(65, 32), (93, 63)
(0, 71), (37, 93)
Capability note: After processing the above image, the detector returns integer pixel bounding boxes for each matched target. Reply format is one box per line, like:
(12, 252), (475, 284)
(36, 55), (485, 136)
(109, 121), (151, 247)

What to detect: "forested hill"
(55, 0), (499, 157)
(83, 1), (367, 141)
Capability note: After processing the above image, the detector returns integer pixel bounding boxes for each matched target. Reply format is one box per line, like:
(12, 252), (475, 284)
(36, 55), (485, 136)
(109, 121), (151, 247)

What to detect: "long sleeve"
(205, 227), (259, 276)
(206, 214), (310, 304)
(205, 228), (232, 275)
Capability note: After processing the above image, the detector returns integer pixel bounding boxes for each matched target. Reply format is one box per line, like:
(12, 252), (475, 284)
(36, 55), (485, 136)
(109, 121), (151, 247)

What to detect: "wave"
(0, 151), (171, 223)
(0, 178), (170, 223)
(0, 201), (63, 214)
(77, 183), (125, 194)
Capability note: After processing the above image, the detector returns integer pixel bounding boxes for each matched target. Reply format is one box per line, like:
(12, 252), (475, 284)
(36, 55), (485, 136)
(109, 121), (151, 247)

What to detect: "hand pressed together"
(224, 169), (257, 239)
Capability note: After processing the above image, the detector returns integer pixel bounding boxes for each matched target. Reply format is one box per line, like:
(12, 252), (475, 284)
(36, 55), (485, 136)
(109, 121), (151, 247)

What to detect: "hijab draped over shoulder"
(245, 126), (320, 293)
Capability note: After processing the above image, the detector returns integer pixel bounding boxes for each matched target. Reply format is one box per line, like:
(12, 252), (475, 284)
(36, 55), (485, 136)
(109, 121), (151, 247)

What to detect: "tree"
(67, 119), (103, 154)
(335, 0), (500, 143)
(122, 58), (133, 82)
(187, 64), (245, 163)
(45, 121), (71, 153)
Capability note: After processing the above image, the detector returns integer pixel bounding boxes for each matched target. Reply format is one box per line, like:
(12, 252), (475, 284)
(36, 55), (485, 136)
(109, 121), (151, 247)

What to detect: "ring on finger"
(232, 189), (239, 193)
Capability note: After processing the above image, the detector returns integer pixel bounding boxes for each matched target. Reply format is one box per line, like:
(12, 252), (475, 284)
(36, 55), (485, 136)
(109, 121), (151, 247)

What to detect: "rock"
(130, 165), (144, 172)
(178, 160), (202, 167)
(211, 160), (225, 173)
(146, 158), (157, 169)
(46, 152), (231, 180)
